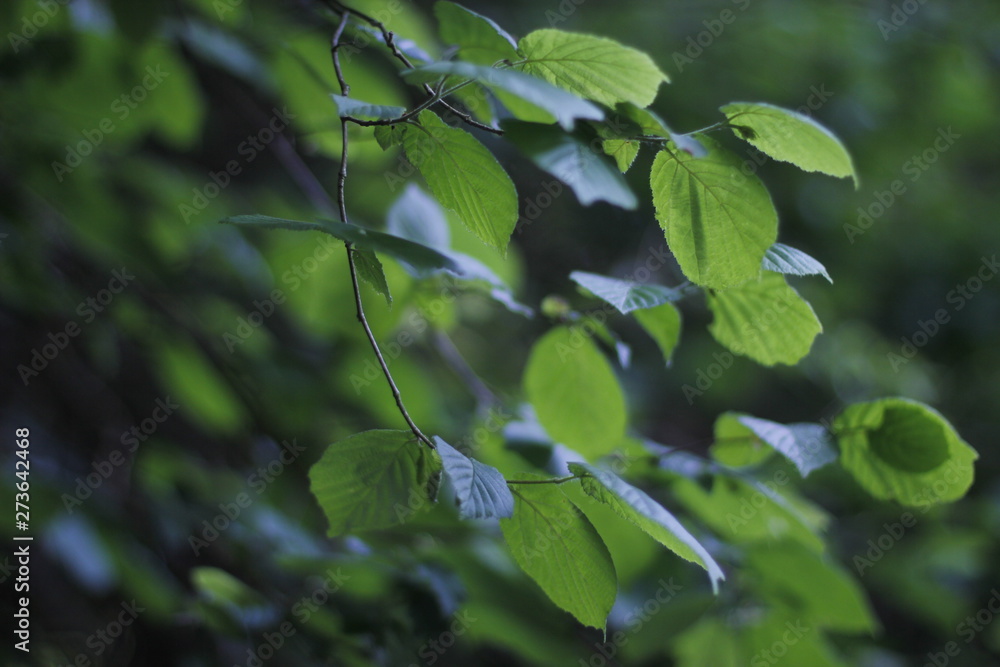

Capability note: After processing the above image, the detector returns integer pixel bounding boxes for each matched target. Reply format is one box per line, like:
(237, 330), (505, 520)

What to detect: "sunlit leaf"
(707, 272), (822, 366)
(523, 326), (627, 460)
(501, 476), (617, 630)
(721, 102), (858, 186)
(650, 137), (777, 289)
(834, 398), (977, 506)
(402, 110), (518, 254)
(569, 463), (725, 593)
(520, 30), (668, 107)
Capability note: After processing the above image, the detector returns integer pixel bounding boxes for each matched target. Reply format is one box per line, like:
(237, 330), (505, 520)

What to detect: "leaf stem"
(328, 0), (501, 135)
(506, 475), (581, 486)
(331, 8), (434, 450)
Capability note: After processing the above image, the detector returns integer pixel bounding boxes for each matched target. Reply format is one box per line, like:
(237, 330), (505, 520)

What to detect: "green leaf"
(434, 437), (514, 520)
(191, 567), (265, 608)
(401, 110), (518, 254)
(330, 94), (405, 120)
(634, 302), (682, 366)
(404, 62), (604, 130)
(721, 102), (858, 186)
(373, 124), (404, 150)
(762, 243), (832, 283)
(308, 430), (441, 536)
(434, 1), (518, 66)
(568, 462), (725, 593)
(219, 214), (462, 276)
(504, 122), (636, 209)
(519, 29), (668, 107)
(672, 476), (826, 553)
(834, 398), (977, 506)
(673, 618), (742, 666)
(523, 326), (627, 460)
(500, 476), (617, 630)
(736, 415), (838, 477)
(650, 137), (778, 289)
(569, 271), (679, 314)
(353, 248), (391, 306)
(709, 412), (775, 468)
(707, 271), (822, 366)
(602, 139), (639, 172)
(746, 542), (877, 632)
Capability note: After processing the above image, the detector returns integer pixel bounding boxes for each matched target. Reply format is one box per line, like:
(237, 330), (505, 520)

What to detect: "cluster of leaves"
(222, 0), (977, 641)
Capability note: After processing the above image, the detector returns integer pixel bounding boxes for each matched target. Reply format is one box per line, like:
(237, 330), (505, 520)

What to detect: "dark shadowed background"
(1, 0), (998, 665)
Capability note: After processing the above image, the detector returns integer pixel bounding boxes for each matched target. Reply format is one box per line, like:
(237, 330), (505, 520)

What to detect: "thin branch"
(328, 0), (502, 135)
(506, 475), (581, 486)
(331, 9), (434, 449)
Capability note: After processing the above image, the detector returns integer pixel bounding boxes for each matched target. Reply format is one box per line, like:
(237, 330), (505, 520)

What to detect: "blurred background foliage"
(1, 0), (998, 665)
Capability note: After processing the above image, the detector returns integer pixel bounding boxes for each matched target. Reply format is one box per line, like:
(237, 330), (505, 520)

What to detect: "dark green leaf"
(309, 430), (441, 536)
(434, 1), (518, 65)
(219, 214), (463, 276)
(353, 248), (391, 306)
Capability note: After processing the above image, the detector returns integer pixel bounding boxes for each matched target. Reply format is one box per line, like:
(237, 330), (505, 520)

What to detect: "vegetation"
(2, 0), (997, 665)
